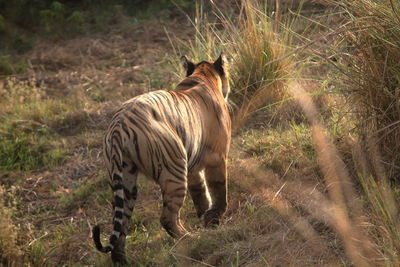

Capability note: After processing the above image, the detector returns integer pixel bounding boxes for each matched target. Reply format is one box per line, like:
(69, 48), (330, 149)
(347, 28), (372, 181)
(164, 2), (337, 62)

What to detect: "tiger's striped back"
(92, 54), (231, 263)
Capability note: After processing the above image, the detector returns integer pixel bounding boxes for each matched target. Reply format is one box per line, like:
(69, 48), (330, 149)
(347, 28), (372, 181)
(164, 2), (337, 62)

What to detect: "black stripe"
(112, 130), (123, 148)
(170, 93), (186, 120)
(191, 89), (209, 108)
(115, 210), (123, 219)
(189, 150), (202, 171)
(115, 195), (124, 207)
(173, 194), (186, 199)
(113, 173), (123, 182)
(178, 95), (195, 135)
(110, 234), (118, 245)
(180, 97), (199, 161)
(163, 158), (186, 181)
(104, 137), (110, 159)
(151, 108), (161, 120)
(171, 186), (187, 194)
(120, 121), (131, 137)
(157, 138), (186, 175)
(111, 154), (122, 172)
(113, 221), (122, 232)
(178, 80), (199, 88)
(126, 186), (137, 200)
(125, 115), (143, 165)
(129, 165), (137, 174)
(199, 83), (223, 126)
(156, 162), (162, 181)
(166, 178), (185, 184)
(113, 183), (123, 191)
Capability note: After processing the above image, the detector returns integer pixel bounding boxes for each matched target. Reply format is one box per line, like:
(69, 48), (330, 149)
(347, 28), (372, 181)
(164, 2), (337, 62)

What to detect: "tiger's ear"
(180, 56), (195, 76)
(213, 52), (227, 76)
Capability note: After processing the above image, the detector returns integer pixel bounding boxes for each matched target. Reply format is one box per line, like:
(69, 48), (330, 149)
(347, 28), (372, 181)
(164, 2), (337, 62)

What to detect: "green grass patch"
(242, 122), (315, 174)
(0, 55), (27, 75)
(0, 99), (74, 171)
(0, 130), (67, 171)
(0, 78), (98, 171)
(28, 240), (46, 266)
(0, 101), (75, 171)
(58, 175), (109, 211)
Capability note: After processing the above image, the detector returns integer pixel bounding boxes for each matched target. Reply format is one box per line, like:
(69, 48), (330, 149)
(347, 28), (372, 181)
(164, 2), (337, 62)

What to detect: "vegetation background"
(0, 0), (399, 266)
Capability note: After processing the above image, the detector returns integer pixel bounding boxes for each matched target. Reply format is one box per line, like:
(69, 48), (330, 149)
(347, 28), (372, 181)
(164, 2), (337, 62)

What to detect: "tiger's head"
(180, 53), (230, 100)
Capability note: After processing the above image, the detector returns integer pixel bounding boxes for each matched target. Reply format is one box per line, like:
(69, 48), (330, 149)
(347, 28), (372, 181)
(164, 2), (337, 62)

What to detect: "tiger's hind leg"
(188, 171), (210, 218)
(111, 160), (138, 264)
(158, 159), (189, 238)
(204, 159), (228, 227)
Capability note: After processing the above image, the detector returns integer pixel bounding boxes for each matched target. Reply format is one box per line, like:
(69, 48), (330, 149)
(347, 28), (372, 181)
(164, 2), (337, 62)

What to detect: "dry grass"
(0, 186), (22, 266)
(326, 0), (400, 181)
(289, 82), (377, 265)
(219, 0), (294, 129)
(314, 1), (400, 262)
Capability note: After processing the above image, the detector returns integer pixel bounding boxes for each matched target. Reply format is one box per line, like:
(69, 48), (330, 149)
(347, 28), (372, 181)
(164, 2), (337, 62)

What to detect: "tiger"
(92, 53), (231, 263)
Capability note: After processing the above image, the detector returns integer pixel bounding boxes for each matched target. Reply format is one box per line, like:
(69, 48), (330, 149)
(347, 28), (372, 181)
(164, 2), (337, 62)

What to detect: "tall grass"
(170, 0), (295, 129)
(286, 82), (364, 264)
(219, 1), (294, 128)
(293, 0), (400, 264)
(327, 0), (400, 181)
(317, 1), (400, 262)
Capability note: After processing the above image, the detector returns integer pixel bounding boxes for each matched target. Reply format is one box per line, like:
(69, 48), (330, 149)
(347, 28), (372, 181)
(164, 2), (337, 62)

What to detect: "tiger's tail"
(92, 225), (112, 253)
(93, 131), (125, 253)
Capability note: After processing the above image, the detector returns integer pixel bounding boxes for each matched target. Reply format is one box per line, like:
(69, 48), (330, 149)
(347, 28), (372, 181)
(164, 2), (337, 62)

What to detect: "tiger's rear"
(93, 54), (231, 263)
